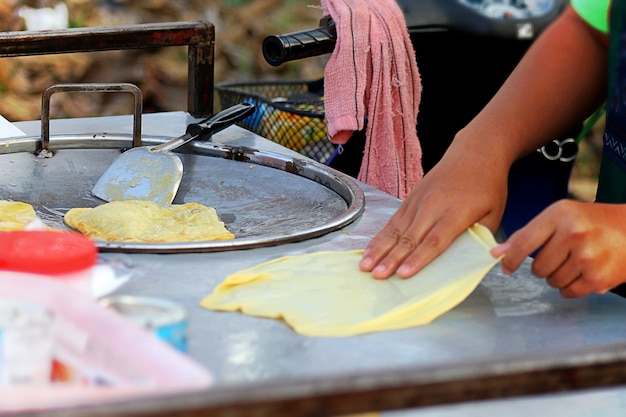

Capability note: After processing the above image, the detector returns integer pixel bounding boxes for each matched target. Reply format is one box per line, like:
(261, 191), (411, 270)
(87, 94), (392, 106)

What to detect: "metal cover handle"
(40, 83), (143, 152)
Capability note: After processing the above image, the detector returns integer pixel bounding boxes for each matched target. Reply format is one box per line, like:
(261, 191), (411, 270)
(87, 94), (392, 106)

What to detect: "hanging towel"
(320, 0), (423, 199)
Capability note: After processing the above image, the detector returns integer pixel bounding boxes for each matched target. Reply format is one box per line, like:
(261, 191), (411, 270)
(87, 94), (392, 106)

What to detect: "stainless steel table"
(9, 113), (626, 416)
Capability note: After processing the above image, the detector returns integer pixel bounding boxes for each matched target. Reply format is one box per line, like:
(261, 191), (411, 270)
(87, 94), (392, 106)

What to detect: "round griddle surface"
(1, 135), (364, 252)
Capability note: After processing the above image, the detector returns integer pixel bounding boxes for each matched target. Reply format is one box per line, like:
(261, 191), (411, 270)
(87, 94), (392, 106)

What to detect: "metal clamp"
(537, 137), (578, 163)
(40, 83), (143, 153)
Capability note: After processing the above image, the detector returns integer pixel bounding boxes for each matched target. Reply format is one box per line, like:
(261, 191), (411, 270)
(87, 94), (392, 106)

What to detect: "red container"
(0, 231), (97, 295)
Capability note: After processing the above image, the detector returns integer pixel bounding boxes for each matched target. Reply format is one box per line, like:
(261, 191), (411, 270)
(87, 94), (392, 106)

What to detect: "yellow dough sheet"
(201, 224), (501, 337)
(0, 200), (38, 231)
(64, 200), (234, 243)
(0, 200), (55, 231)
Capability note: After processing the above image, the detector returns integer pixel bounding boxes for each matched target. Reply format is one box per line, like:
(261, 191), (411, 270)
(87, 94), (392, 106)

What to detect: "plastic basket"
(215, 79), (336, 163)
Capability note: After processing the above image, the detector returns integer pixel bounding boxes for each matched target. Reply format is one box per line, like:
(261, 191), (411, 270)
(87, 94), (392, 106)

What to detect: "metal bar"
(0, 21), (214, 117)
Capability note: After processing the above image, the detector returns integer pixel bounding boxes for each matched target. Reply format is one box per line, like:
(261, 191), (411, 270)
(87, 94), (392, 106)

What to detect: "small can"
(0, 299), (54, 386)
(100, 295), (188, 352)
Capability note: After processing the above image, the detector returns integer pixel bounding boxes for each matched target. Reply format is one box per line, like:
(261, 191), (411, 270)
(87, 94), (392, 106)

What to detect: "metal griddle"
(0, 79), (363, 254)
(0, 132), (364, 253)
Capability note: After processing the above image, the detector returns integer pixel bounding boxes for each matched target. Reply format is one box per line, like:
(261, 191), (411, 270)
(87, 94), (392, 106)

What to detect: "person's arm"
(360, 6), (609, 280)
(461, 6), (608, 161)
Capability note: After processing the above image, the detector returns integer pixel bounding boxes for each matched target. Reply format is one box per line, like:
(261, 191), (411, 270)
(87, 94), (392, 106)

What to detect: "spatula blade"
(92, 147), (183, 206)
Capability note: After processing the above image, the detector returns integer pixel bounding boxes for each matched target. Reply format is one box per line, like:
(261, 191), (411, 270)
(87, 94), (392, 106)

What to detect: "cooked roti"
(64, 200), (234, 243)
(0, 200), (39, 231)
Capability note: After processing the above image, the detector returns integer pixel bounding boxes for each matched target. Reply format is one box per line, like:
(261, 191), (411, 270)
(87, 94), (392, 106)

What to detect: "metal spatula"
(92, 102), (254, 206)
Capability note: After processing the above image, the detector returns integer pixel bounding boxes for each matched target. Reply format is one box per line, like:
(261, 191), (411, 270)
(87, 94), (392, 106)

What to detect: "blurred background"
(0, 0), (602, 201)
(0, 0), (326, 121)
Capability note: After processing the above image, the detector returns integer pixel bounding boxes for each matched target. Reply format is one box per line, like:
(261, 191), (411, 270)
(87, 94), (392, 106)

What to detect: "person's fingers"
(558, 267), (614, 297)
(361, 191), (448, 279)
(542, 254), (578, 290)
(364, 204), (499, 280)
(530, 232), (571, 279)
(556, 247), (614, 298)
(359, 197), (419, 275)
(361, 207), (436, 279)
(497, 214), (558, 275)
(394, 206), (504, 278)
(392, 219), (466, 278)
(359, 224), (405, 277)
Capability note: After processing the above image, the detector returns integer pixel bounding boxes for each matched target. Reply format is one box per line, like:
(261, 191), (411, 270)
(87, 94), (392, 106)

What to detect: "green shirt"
(571, 0), (610, 33)
(572, 0), (626, 203)
(599, 0), (626, 203)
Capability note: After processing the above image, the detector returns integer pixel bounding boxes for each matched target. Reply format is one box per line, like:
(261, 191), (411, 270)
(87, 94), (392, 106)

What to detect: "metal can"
(100, 295), (188, 352)
(0, 299), (54, 386)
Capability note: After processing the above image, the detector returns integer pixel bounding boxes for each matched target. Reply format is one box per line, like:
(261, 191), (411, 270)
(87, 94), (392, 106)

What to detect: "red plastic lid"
(0, 231), (97, 275)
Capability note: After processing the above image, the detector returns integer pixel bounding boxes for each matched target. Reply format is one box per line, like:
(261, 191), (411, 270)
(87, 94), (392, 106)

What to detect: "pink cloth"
(321, 0), (423, 199)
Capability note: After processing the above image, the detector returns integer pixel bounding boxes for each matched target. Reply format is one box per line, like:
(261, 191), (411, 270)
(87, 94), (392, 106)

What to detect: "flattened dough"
(201, 224), (501, 337)
(0, 200), (43, 231)
(0, 200), (54, 232)
(64, 200), (234, 242)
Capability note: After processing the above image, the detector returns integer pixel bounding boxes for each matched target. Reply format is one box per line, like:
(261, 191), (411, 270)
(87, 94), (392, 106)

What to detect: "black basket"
(215, 79), (336, 163)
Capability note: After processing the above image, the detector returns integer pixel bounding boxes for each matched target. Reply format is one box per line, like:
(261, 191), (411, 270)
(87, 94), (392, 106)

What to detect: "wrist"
(447, 128), (517, 175)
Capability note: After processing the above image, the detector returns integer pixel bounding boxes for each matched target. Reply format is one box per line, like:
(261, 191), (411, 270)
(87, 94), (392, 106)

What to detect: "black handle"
(186, 102), (255, 139)
(263, 18), (336, 67)
(262, 0), (570, 67)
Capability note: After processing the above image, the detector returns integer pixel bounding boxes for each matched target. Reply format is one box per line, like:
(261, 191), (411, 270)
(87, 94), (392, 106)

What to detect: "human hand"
(491, 200), (626, 297)
(359, 148), (509, 279)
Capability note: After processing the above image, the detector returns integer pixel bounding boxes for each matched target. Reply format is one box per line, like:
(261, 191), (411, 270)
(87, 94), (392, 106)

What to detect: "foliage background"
(0, 0), (326, 121)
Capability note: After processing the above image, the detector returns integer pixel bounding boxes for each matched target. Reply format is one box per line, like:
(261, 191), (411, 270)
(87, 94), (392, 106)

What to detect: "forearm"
(449, 6), (608, 168)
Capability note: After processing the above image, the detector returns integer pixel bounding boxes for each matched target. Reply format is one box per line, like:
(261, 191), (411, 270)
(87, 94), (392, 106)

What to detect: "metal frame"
(0, 21), (215, 117)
